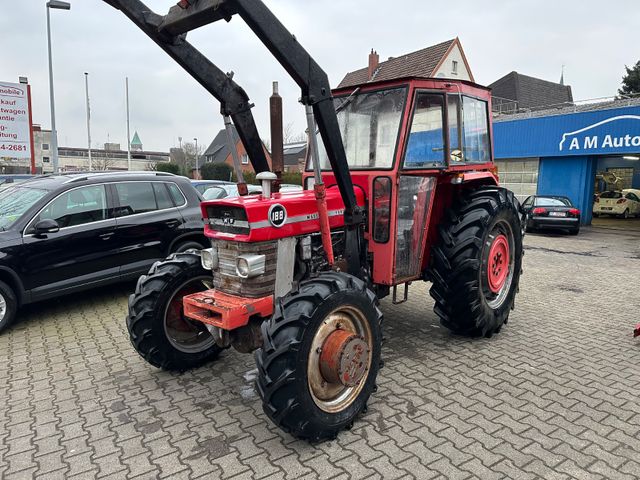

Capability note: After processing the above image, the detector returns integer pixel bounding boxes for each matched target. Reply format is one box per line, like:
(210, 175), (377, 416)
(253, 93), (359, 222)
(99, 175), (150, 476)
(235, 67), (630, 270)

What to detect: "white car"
(593, 189), (640, 218)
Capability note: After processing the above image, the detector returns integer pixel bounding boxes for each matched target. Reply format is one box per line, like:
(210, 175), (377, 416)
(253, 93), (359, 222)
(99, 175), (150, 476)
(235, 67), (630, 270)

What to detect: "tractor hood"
(201, 186), (366, 243)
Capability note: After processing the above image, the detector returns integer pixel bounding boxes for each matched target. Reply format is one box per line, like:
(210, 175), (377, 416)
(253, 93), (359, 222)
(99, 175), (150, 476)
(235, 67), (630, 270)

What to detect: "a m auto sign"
(494, 105), (640, 159)
(0, 81), (33, 160)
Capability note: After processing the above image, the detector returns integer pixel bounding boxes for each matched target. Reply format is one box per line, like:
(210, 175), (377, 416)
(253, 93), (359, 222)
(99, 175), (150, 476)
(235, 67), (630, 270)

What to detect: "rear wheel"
(569, 227), (580, 236)
(256, 272), (382, 441)
(622, 209), (630, 219)
(127, 252), (222, 370)
(430, 187), (524, 337)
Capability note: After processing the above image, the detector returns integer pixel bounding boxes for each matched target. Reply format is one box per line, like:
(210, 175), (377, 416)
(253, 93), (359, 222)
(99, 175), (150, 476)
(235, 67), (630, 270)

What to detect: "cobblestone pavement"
(1, 227), (640, 480)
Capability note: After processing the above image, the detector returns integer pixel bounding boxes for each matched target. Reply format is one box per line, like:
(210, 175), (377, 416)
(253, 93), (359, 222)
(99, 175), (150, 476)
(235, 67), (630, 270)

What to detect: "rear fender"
(421, 172), (499, 273)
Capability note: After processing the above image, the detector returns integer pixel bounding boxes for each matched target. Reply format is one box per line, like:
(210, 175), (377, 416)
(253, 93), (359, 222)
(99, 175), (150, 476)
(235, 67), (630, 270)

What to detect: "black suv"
(0, 172), (207, 332)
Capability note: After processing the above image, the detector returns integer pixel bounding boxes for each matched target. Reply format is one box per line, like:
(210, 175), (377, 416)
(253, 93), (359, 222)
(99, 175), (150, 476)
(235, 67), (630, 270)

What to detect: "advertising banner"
(0, 81), (32, 159)
(494, 105), (640, 159)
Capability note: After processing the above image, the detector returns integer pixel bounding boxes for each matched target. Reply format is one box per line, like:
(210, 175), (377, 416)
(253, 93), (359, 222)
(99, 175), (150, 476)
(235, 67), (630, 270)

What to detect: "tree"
(93, 154), (115, 171)
(619, 61), (640, 96)
(171, 141), (204, 177)
(283, 122), (307, 144)
(156, 162), (181, 175)
(200, 162), (233, 181)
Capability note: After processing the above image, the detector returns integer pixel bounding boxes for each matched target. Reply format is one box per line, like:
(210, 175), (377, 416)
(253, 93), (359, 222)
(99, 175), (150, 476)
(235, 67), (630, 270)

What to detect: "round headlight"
(236, 258), (250, 278)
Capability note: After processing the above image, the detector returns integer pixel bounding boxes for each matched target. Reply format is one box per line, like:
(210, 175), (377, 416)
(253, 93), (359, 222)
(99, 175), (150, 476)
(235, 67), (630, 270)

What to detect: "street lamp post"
(46, 0), (71, 174)
(84, 72), (92, 170)
(193, 137), (199, 179)
(125, 77), (131, 171)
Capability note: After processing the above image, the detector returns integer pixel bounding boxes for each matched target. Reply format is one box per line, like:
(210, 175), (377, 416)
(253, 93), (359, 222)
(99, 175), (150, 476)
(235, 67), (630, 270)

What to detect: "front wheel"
(0, 280), (17, 334)
(256, 272), (382, 442)
(127, 252), (222, 371)
(430, 187), (524, 337)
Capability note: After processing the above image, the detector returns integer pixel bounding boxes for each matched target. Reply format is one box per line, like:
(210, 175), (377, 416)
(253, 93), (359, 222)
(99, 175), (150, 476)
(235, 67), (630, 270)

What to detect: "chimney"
(368, 49), (379, 80)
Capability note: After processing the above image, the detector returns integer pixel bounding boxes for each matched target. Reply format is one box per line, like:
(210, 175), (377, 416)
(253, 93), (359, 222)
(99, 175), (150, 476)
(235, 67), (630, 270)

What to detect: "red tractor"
(106, 0), (524, 441)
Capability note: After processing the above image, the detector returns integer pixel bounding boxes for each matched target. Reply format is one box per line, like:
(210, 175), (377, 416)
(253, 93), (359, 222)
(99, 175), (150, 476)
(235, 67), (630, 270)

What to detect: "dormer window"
(452, 60), (459, 75)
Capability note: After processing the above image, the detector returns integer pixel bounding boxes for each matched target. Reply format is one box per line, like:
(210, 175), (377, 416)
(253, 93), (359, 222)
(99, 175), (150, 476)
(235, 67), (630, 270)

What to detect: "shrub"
(201, 162), (233, 181)
(156, 162), (181, 175)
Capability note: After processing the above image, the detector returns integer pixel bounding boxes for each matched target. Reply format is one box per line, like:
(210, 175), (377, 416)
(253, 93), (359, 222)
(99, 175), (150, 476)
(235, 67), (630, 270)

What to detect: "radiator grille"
(212, 240), (277, 298)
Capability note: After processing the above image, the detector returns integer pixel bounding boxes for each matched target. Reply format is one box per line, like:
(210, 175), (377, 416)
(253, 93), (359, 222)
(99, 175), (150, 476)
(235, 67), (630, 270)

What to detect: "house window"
(452, 61), (459, 75)
(241, 154), (249, 165)
(43, 157), (50, 163)
(42, 143), (50, 150)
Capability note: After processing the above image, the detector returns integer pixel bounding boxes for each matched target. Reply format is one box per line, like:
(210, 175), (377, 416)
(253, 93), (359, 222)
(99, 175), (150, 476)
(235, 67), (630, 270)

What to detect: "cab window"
(462, 96), (490, 163)
(33, 185), (109, 229)
(403, 93), (446, 168)
(315, 88), (407, 170)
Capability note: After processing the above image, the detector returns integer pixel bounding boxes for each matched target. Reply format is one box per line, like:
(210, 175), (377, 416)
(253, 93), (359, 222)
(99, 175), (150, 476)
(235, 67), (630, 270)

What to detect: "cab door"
(21, 184), (119, 300)
(393, 92), (444, 282)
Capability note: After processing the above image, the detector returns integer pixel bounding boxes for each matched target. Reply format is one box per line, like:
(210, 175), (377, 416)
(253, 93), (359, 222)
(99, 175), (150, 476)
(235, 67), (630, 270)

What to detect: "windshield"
(0, 186), (49, 230)
(316, 87), (407, 170)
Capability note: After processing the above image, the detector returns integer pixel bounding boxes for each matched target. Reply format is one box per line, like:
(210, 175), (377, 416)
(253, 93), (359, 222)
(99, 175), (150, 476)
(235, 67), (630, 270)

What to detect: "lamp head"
(47, 1), (71, 10)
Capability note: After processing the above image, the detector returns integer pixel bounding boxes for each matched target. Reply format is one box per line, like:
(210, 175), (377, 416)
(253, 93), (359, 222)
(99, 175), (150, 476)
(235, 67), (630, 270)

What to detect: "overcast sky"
(2, 0), (639, 152)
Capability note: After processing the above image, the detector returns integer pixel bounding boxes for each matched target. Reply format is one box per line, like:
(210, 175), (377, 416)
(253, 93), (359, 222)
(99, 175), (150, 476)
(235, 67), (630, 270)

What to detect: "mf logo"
(268, 204), (287, 228)
(559, 115), (640, 152)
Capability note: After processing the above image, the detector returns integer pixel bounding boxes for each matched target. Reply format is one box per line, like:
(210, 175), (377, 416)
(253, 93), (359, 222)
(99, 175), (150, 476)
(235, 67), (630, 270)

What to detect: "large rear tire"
(256, 272), (382, 442)
(127, 252), (222, 371)
(430, 187), (524, 337)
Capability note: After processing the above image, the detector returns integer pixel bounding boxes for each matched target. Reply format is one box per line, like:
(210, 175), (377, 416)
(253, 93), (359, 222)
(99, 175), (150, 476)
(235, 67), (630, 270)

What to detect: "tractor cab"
(306, 78), (497, 288)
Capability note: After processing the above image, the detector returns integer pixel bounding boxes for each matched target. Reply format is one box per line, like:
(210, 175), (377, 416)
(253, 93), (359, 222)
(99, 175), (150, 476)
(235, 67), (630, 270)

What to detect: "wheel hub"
(319, 329), (370, 387)
(487, 234), (510, 294)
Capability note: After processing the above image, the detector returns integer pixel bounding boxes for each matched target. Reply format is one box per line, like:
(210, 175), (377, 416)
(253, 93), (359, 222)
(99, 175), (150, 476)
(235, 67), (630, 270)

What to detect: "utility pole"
(84, 72), (92, 170)
(126, 77), (132, 170)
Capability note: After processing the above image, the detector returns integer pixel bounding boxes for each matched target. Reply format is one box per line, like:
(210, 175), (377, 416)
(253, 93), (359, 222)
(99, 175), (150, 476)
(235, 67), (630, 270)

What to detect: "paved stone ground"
(1, 227), (640, 479)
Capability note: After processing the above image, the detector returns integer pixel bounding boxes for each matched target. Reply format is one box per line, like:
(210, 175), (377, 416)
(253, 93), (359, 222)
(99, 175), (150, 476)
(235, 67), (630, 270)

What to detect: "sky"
(2, 0), (639, 153)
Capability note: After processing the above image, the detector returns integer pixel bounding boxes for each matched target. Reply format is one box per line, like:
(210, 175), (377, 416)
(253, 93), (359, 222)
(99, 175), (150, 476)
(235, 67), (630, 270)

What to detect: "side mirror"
(34, 219), (60, 236)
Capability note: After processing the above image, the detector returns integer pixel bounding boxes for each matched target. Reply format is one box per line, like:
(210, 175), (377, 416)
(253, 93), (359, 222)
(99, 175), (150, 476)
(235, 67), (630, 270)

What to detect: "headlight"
(236, 254), (266, 278)
(200, 248), (218, 270)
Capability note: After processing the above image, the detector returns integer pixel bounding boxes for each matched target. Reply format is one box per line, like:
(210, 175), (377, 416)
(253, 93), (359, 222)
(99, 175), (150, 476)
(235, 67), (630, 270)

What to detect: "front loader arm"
(102, 0), (270, 174)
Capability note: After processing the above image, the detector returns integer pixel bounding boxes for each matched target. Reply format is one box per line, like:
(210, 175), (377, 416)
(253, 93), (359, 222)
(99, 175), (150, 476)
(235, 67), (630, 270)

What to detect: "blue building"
(493, 100), (640, 224)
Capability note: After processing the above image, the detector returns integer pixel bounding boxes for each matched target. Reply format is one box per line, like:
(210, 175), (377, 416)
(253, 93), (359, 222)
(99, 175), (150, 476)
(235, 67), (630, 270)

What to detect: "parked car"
(593, 189), (640, 218)
(201, 183), (302, 201)
(202, 184), (262, 200)
(522, 195), (581, 235)
(191, 179), (234, 196)
(0, 171), (208, 332)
